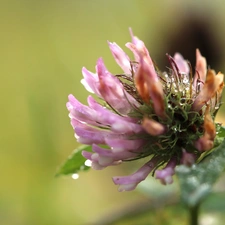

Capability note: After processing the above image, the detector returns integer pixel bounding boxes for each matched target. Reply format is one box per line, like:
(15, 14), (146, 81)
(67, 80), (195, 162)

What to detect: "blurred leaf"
(216, 125), (225, 144)
(218, 126), (225, 138)
(176, 138), (225, 207)
(56, 145), (92, 177)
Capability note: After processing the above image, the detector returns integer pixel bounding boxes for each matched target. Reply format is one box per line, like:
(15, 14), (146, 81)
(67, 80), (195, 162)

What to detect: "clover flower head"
(67, 28), (224, 191)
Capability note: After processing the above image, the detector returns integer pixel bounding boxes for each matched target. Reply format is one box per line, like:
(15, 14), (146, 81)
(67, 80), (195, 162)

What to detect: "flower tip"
(112, 177), (137, 191)
(128, 27), (134, 37)
(97, 57), (103, 64)
(181, 149), (196, 166)
(196, 48), (203, 58)
(68, 94), (76, 104)
(118, 184), (137, 192)
(142, 117), (166, 136)
(81, 67), (88, 75)
(107, 40), (112, 46)
(82, 150), (92, 160)
(96, 58), (106, 75)
(155, 169), (174, 185)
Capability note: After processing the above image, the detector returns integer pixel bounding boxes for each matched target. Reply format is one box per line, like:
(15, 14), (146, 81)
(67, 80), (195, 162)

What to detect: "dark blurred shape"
(156, 15), (222, 71)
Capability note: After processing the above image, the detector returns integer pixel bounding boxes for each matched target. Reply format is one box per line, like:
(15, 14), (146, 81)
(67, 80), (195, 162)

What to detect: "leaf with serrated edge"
(56, 145), (92, 177)
(176, 138), (225, 207)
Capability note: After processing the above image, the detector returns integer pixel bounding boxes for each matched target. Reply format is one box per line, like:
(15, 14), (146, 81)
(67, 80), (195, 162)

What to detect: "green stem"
(189, 204), (200, 225)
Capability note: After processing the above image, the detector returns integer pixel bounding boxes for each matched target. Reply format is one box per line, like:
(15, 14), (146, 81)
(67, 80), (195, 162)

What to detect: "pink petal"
(173, 53), (189, 74)
(112, 157), (158, 192)
(75, 126), (125, 145)
(105, 139), (145, 152)
(81, 67), (101, 96)
(155, 158), (177, 185)
(108, 41), (131, 74)
(96, 58), (138, 114)
(193, 49), (207, 90)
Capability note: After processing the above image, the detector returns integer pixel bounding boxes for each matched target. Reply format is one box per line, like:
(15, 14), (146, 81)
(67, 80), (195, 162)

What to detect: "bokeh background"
(1, 1), (225, 224)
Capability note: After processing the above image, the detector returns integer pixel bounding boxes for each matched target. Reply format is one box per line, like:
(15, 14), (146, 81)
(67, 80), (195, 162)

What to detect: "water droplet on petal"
(183, 78), (189, 84)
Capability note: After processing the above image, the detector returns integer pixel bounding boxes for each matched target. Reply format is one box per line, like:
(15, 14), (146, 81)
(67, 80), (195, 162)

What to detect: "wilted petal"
(125, 28), (144, 62)
(126, 33), (150, 62)
(193, 49), (207, 90)
(142, 117), (166, 136)
(203, 106), (216, 140)
(127, 37), (166, 118)
(126, 32), (166, 118)
(192, 70), (224, 112)
(195, 137), (214, 152)
(135, 56), (166, 118)
(195, 105), (216, 151)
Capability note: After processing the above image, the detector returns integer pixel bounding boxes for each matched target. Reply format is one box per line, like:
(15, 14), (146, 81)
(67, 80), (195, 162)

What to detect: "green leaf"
(217, 125), (225, 139)
(176, 138), (225, 207)
(56, 145), (92, 177)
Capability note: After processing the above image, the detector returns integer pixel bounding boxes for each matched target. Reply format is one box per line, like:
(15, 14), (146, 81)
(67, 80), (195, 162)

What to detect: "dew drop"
(183, 78), (189, 84)
(85, 159), (92, 167)
(72, 173), (79, 180)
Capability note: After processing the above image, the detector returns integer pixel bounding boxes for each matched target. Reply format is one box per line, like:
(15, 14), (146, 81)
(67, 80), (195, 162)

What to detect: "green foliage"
(56, 145), (92, 176)
(216, 124), (225, 144)
(176, 131), (225, 207)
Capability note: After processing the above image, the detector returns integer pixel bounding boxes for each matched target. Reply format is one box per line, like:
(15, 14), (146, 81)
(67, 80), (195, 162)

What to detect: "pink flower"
(67, 29), (224, 191)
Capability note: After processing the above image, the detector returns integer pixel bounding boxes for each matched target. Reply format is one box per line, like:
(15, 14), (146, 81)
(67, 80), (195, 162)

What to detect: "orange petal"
(195, 105), (216, 152)
(142, 117), (166, 136)
(192, 70), (224, 112)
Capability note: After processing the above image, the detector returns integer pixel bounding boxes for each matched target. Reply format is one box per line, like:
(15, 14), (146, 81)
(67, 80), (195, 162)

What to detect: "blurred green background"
(1, 1), (225, 224)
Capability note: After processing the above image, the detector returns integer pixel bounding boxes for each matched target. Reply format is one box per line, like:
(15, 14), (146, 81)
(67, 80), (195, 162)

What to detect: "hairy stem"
(189, 204), (200, 225)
